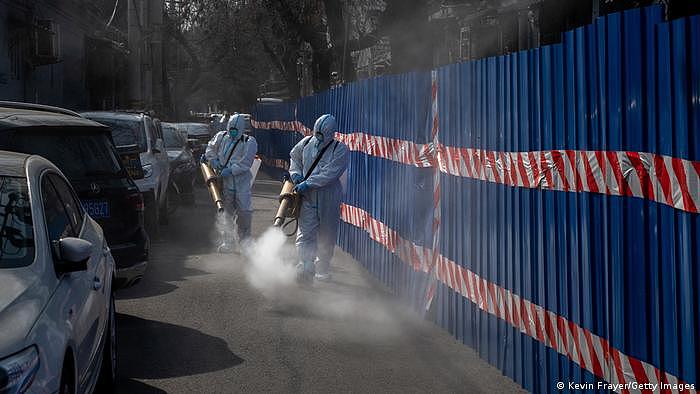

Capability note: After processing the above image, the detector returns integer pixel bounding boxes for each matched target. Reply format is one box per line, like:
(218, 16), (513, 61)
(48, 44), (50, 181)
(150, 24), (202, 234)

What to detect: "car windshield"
(0, 177), (34, 268)
(0, 128), (125, 181)
(163, 125), (184, 148)
(185, 124), (211, 136)
(89, 117), (147, 152)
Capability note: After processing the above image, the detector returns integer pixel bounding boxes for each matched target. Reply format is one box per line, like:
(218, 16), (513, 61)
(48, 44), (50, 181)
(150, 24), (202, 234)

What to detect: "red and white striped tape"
(251, 120), (312, 136)
(340, 203), (696, 394)
(252, 119), (699, 213)
(438, 146), (700, 214)
(259, 156), (290, 170)
(335, 132), (434, 168)
(424, 70), (443, 310)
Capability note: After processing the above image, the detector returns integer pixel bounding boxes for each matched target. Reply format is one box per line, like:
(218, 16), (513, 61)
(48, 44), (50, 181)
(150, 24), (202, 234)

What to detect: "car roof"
(81, 111), (145, 121)
(0, 150), (29, 177)
(174, 122), (209, 127)
(0, 107), (108, 131)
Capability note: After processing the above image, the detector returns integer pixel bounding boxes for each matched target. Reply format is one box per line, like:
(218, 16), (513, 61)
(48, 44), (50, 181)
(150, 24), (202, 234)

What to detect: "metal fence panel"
(250, 6), (698, 392)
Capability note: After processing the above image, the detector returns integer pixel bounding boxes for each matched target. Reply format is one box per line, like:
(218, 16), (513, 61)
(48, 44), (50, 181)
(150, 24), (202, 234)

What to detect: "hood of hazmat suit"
(312, 113), (337, 148)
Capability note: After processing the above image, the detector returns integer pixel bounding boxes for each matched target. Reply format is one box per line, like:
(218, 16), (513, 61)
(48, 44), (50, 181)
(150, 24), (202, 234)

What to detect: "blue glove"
(220, 167), (232, 177)
(293, 181), (310, 194)
(210, 158), (221, 170)
(290, 173), (304, 184)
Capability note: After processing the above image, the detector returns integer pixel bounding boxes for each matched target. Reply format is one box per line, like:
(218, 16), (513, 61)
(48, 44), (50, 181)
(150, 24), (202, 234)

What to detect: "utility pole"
(128, 0), (165, 111)
(150, 0), (164, 113)
(128, 0), (143, 108)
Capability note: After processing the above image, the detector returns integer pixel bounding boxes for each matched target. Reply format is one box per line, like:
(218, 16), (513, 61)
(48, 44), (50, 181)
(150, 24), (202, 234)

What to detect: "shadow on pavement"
(115, 188), (217, 300)
(115, 280), (179, 300)
(116, 378), (168, 394)
(116, 313), (244, 379)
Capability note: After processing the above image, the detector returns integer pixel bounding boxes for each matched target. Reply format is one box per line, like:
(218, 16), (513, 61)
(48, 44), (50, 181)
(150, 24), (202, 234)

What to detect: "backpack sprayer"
(272, 175), (301, 236)
(200, 162), (225, 212)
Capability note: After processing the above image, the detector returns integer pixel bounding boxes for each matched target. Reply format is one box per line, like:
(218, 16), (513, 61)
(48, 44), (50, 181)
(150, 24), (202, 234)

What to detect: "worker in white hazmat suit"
(289, 114), (349, 281)
(205, 113), (258, 253)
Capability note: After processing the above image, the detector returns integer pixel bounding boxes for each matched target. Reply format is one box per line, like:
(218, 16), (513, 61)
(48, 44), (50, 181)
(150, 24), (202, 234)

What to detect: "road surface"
(114, 175), (525, 393)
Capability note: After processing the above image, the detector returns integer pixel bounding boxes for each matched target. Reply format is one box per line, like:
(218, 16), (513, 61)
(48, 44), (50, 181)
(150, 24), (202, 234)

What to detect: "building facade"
(0, 0), (132, 110)
(0, 0), (167, 113)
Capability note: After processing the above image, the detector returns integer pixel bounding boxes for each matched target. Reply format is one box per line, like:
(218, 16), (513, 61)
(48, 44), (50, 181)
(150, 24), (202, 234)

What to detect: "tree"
(162, 0), (425, 111)
(164, 0), (273, 113)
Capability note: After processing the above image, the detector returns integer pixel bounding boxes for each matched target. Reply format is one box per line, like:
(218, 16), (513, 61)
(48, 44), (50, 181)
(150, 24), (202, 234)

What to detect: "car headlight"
(142, 163), (153, 178)
(0, 346), (40, 394)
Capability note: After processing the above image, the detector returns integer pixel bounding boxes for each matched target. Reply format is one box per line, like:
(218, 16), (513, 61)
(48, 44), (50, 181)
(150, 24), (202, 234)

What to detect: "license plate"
(82, 200), (110, 219)
(120, 153), (145, 180)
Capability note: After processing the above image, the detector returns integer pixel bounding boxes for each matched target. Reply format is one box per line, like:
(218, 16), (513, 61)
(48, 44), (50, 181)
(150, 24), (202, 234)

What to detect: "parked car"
(174, 122), (214, 160)
(0, 102), (149, 287)
(162, 122), (196, 205)
(0, 150), (116, 393)
(81, 111), (171, 230)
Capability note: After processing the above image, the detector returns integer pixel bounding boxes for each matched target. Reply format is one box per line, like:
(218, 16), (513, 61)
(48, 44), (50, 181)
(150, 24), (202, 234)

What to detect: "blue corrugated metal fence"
(250, 7), (699, 393)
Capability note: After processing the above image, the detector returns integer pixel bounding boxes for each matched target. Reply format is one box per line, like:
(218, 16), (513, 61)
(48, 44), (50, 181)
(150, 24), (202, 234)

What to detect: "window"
(186, 123), (211, 137)
(87, 117), (148, 152)
(163, 125), (185, 148)
(0, 177), (34, 268)
(0, 128), (124, 181)
(41, 176), (74, 242)
(7, 27), (24, 80)
(48, 174), (83, 234)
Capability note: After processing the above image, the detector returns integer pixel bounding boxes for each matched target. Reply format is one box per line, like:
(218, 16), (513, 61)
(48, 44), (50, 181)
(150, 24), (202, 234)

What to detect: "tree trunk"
(284, 59), (301, 99)
(312, 49), (332, 92)
(321, 0), (354, 83)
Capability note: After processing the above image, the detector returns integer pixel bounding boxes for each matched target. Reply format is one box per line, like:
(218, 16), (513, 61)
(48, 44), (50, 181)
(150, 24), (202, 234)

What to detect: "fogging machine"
(200, 162), (225, 212)
(273, 175), (301, 236)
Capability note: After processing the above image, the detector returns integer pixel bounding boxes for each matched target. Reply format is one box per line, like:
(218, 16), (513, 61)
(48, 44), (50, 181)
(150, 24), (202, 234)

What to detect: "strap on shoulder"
(302, 135), (313, 148)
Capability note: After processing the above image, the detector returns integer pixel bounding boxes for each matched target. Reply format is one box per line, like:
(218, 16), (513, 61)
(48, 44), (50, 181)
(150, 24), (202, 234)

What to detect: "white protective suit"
(205, 114), (258, 242)
(289, 114), (349, 277)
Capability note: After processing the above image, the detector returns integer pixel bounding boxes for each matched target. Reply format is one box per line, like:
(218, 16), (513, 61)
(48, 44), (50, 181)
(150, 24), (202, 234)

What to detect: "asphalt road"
(114, 175), (525, 393)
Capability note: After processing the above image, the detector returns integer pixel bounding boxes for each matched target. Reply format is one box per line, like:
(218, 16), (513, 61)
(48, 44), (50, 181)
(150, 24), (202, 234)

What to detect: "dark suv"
(0, 102), (149, 287)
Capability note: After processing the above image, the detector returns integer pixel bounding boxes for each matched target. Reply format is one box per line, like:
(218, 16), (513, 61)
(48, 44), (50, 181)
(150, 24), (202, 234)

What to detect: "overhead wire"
(107, 0), (119, 27)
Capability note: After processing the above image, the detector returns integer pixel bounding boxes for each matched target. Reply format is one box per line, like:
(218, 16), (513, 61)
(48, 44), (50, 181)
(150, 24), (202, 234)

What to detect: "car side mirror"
(53, 237), (92, 272)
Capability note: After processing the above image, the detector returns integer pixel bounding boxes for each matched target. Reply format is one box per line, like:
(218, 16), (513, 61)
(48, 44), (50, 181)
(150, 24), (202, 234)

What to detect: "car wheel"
(59, 358), (75, 394)
(97, 294), (116, 391)
(159, 191), (170, 225)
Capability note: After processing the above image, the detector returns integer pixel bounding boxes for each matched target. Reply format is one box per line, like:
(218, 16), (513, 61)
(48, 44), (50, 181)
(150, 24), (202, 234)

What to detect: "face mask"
(228, 128), (239, 139)
(314, 134), (325, 148)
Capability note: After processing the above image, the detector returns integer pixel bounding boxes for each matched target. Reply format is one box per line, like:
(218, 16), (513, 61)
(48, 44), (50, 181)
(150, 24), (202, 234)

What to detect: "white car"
(0, 151), (116, 393)
(80, 112), (171, 231)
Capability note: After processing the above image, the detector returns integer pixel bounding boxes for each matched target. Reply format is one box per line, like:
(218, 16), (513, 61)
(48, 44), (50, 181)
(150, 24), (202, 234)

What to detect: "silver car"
(0, 151), (116, 393)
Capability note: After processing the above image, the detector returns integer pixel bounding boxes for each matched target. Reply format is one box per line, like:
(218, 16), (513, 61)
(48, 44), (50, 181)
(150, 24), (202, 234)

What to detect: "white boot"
(314, 259), (331, 281)
(217, 242), (234, 254)
(314, 272), (332, 281)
